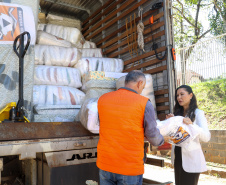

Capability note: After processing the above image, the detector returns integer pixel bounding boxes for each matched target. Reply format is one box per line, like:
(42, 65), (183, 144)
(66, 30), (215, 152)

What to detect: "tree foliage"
(173, 0), (226, 48)
(208, 0), (226, 36)
(173, 0), (212, 48)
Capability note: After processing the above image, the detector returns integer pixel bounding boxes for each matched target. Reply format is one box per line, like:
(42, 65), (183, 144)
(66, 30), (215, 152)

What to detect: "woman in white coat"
(166, 85), (211, 185)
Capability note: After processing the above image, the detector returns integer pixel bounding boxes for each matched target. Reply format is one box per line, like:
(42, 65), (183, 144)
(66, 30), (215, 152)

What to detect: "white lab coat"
(171, 109), (211, 173)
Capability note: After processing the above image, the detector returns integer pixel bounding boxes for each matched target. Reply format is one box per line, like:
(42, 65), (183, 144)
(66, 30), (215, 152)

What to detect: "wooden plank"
(145, 157), (164, 167)
(86, 0), (149, 40)
(123, 46), (166, 66)
(145, 65), (167, 74)
(96, 9), (158, 47)
(101, 15), (164, 49)
(155, 97), (169, 103)
(84, 0), (135, 37)
(105, 30), (165, 58)
(154, 89), (169, 95)
(157, 105), (169, 111)
(125, 58), (164, 72)
(144, 21), (165, 35)
(82, 0), (114, 26)
(83, 0), (124, 32)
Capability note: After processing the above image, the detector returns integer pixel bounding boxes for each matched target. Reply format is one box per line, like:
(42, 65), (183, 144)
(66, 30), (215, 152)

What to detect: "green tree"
(209, 0), (226, 36)
(173, 0), (212, 48)
(172, 0), (212, 84)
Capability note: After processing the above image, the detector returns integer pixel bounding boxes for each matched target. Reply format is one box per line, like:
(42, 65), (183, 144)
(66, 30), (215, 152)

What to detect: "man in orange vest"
(97, 70), (165, 185)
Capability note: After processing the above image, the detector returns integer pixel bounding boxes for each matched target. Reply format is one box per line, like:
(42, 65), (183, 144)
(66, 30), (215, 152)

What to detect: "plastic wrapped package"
(83, 71), (126, 83)
(36, 31), (72, 47)
(34, 104), (81, 115)
(34, 66), (82, 88)
(80, 98), (99, 134)
(81, 48), (103, 58)
(157, 116), (200, 148)
(116, 74), (157, 117)
(34, 114), (77, 122)
(38, 13), (47, 24)
(74, 57), (124, 76)
(46, 14), (82, 30)
(33, 104), (81, 122)
(84, 88), (114, 102)
(38, 24), (85, 48)
(75, 89), (113, 123)
(82, 72), (126, 92)
(83, 41), (97, 48)
(33, 85), (85, 106)
(35, 45), (82, 67)
(82, 80), (116, 92)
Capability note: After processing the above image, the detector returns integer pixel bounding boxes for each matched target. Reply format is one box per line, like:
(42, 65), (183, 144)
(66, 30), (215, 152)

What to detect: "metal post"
(163, 0), (176, 113)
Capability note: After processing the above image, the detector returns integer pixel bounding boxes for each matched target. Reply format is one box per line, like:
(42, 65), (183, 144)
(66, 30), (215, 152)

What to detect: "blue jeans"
(99, 169), (143, 185)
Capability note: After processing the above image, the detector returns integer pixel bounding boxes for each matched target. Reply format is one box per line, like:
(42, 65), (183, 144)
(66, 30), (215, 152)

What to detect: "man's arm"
(144, 101), (164, 146)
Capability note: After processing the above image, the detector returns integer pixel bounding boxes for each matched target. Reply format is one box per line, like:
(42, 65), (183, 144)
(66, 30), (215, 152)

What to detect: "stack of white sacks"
(80, 73), (157, 134)
(33, 15), (125, 122)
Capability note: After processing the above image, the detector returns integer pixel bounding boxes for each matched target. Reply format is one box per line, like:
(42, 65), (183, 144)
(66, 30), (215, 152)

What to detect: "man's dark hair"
(125, 70), (145, 84)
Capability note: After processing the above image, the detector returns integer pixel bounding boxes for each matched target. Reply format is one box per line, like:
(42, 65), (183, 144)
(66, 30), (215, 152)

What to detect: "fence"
(175, 33), (226, 87)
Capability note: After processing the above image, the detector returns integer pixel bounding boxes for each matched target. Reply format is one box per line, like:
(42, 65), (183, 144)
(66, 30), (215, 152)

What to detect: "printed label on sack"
(169, 126), (190, 144)
(0, 5), (25, 41)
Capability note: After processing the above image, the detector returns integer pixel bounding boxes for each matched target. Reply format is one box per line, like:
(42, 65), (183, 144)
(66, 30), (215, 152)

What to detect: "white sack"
(34, 104), (81, 115)
(38, 24), (85, 48)
(33, 85), (85, 106)
(116, 74), (157, 117)
(46, 14), (82, 30)
(80, 98), (99, 134)
(84, 88), (114, 101)
(157, 116), (200, 147)
(35, 45), (82, 67)
(34, 65), (82, 88)
(75, 57), (124, 76)
(81, 48), (103, 57)
(36, 31), (72, 47)
(82, 80), (116, 92)
(34, 114), (77, 122)
(83, 41), (97, 48)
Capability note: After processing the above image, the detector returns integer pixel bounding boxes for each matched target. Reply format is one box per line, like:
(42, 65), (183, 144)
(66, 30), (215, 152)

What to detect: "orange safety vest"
(97, 88), (149, 176)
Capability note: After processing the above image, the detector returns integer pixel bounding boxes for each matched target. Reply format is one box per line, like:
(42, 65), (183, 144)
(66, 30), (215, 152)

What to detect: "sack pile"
(46, 14), (82, 30)
(116, 74), (157, 118)
(34, 16), (126, 123)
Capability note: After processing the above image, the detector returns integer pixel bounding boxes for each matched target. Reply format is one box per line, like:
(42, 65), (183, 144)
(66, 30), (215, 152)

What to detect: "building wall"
(201, 130), (226, 164)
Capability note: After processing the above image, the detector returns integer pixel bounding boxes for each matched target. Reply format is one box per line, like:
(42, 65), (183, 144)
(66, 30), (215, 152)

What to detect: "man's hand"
(166, 113), (174, 119)
(183, 117), (193, 125)
(164, 136), (172, 143)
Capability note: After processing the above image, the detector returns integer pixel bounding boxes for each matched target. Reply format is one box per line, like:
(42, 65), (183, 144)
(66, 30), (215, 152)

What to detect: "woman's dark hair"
(173, 85), (198, 122)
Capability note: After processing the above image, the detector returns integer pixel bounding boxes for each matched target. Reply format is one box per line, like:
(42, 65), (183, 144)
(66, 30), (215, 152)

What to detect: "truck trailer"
(0, 0), (176, 184)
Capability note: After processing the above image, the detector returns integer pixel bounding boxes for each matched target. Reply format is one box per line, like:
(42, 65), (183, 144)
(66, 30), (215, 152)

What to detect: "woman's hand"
(166, 113), (174, 119)
(183, 117), (193, 125)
